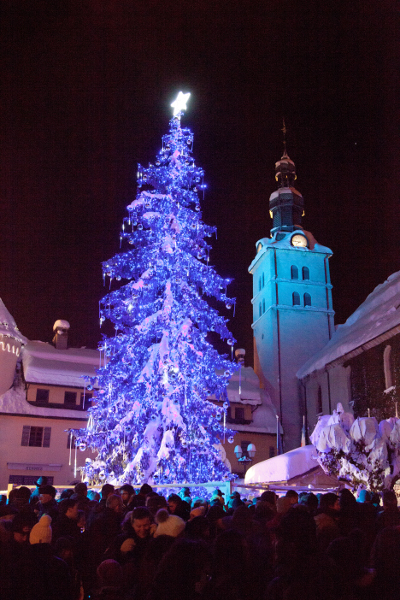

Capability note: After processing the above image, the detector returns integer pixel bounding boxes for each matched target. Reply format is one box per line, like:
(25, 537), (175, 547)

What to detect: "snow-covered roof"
(210, 366), (262, 405)
(22, 341), (99, 387)
(245, 445), (318, 484)
(0, 298), (27, 345)
(209, 367), (278, 433)
(298, 270), (400, 378)
(0, 384), (88, 419)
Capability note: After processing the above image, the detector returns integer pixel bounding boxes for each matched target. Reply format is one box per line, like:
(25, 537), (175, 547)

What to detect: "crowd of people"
(1, 477), (400, 600)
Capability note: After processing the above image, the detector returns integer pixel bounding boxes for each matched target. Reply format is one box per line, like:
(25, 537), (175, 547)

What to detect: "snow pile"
(298, 271), (400, 378)
(244, 445), (317, 484)
(311, 402), (400, 491)
(23, 341), (99, 387)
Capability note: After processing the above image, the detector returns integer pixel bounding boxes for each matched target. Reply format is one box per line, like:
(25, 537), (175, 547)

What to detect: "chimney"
(52, 320), (70, 350)
(235, 348), (246, 366)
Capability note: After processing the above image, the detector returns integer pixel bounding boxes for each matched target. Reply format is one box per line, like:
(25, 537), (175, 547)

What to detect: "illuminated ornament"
(227, 339), (234, 346)
(171, 91), (191, 116)
(79, 441), (87, 451)
(228, 436), (234, 444)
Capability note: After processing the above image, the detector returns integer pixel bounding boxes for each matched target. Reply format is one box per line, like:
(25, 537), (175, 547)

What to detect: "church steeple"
(269, 125), (304, 235)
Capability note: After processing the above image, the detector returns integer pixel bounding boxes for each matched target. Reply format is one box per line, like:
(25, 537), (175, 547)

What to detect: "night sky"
(1, 1), (399, 365)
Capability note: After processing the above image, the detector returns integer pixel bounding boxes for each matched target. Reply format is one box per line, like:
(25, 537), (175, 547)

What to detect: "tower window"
(304, 293), (311, 307)
(302, 266), (310, 280)
(262, 272), (265, 288)
(384, 345), (393, 390)
(291, 266), (298, 280)
(292, 292), (300, 306)
(258, 276), (262, 291)
(262, 299), (265, 313)
(259, 303), (262, 317)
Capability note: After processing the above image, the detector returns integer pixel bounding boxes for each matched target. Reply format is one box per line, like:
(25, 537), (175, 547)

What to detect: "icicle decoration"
(74, 439), (77, 478)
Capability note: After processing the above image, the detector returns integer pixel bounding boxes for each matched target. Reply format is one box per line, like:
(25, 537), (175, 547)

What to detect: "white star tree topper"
(171, 91), (191, 116)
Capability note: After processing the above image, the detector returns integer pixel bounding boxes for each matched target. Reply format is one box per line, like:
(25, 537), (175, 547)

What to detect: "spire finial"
(281, 118), (288, 158)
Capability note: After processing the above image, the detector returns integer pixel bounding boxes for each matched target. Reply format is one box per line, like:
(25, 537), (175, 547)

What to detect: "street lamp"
(234, 443), (257, 477)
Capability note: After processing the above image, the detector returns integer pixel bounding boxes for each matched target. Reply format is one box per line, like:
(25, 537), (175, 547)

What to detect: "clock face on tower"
(291, 233), (308, 248)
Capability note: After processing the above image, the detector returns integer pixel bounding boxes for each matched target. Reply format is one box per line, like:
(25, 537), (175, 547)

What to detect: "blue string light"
(73, 102), (237, 485)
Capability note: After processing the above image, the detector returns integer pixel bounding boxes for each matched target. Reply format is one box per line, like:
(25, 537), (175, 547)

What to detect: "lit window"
(292, 292), (300, 306)
(384, 345), (393, 390)
(302, 266), (310, 280)
(304, 293), (311, 307)
(291, 266), (298, 280)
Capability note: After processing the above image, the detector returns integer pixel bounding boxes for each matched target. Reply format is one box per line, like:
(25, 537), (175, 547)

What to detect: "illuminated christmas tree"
(74, 93), (236, 485)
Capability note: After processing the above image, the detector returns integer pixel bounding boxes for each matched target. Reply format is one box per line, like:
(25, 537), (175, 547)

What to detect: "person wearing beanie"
(18, 514), (74, 600)
(30, 513), (53, 545)
(154, 508), (186, 538)
(36, 485), (59, 522)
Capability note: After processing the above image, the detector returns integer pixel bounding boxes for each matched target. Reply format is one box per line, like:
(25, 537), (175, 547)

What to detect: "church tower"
(249, 141), (334, 451)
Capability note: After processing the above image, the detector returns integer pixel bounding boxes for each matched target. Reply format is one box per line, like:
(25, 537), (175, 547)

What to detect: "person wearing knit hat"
(30, 514), (52, 544)
(154, 508), (185, 538)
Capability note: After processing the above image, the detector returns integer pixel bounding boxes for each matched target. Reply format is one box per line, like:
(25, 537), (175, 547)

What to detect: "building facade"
(298, 270), (400, 433)
(0, 316), (98, 491)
